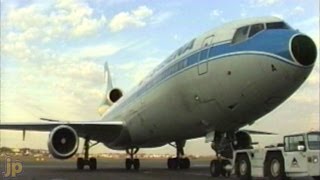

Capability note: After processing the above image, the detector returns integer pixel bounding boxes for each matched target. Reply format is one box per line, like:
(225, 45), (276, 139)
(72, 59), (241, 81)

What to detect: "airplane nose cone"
(290, 34), (317, 66)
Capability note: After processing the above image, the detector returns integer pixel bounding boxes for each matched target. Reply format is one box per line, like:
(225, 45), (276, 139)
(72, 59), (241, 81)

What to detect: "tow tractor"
(231, 131), (320, 180)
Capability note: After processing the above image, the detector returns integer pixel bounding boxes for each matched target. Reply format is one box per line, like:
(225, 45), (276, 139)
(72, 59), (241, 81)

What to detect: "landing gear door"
(198, 35), (214, 75)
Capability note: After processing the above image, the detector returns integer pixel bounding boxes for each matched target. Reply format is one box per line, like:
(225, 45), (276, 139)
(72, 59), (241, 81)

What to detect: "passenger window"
(249, 23), (265, 37)
(187, 53), (199, 66)
(232, 26), (249, 44)
(209, 46), (215, 57)
(199, 49), (208, 61)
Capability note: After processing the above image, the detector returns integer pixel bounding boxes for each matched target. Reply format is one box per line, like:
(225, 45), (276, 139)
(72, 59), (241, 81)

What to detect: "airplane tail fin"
(104, 62), (113, 92)
(98, 62), (113, 115)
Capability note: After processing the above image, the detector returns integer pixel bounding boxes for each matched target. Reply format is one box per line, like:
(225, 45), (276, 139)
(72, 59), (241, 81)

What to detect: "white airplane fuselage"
(100, 17), (317, 150)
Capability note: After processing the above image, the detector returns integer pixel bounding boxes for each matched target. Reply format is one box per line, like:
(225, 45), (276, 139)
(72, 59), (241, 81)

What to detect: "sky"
(0, 0), (319, 156)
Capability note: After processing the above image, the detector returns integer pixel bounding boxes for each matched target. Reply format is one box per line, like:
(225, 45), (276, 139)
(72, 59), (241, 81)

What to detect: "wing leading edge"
(0, 120), (124, 143)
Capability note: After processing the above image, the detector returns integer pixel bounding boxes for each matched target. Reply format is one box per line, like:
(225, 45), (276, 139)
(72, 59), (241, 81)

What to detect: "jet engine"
(48, 125), (79, 159)
(234, 131), (252, 150)
(107, 88), (123, 104)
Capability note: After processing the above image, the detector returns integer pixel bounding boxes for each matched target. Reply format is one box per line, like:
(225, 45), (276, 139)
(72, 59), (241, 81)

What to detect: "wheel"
(167, 158), (172, 170)
(167, 158), (173, 169)
(266, 153), (285, 180)
(210, 160), (221, 177)
(125, 158), (132, 170)
(133, 159), (140, 170)
(236, 154), (252, 180)
(180, 158), (190, 169)
(221, 159), (231, 177)
(313, 176), (320, 180)
(77, 158), (84, 170)
(167, 158), (178, 170)
(89, 157), (97, 170)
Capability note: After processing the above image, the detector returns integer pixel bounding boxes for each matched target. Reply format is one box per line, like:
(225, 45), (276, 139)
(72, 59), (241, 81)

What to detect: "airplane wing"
(0, 120), (124, 142)
(242, 129), (277, 135)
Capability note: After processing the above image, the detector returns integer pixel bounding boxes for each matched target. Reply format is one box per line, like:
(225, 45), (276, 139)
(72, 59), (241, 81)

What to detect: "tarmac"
(0, 158), (313, 180)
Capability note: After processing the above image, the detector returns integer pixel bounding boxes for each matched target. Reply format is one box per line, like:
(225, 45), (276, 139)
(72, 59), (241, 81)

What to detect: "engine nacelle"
(48, 125), (79, 159)
(107, 88), (123, 104)
(234, 131), (252, 150)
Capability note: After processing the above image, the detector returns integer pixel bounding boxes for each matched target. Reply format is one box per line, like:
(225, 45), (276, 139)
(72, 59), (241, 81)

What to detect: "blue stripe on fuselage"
(113, 29), (299, 111)
(213, 29), (297, 61)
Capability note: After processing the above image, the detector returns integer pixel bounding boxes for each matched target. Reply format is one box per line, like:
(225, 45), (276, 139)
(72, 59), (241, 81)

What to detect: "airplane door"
(198, 35), (214, 75)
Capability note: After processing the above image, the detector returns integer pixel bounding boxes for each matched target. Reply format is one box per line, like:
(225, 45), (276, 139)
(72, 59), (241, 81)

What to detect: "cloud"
(271, 12), (284, 19)
(2, 41), (33, 62)
(294, 16), (319, 28)
(76, 44), (122, 59)
(1, 0), (109, 64)
(109, 6), (153, 32)
(3, 0), (106, 40)
(250, 0), (282, 7)
(210, 9), (223, 18)
(150, 12), (173, 25)
(291, 6), (304, 15)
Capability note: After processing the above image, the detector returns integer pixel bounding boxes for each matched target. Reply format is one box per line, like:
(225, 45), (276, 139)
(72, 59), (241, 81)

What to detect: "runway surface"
(0, 158), (314, 180)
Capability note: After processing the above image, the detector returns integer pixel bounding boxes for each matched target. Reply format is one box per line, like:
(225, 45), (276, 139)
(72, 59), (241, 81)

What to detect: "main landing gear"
(125, 147), (140, 170)
(77, 137), (99, 170)
(167, 141), (190, 170)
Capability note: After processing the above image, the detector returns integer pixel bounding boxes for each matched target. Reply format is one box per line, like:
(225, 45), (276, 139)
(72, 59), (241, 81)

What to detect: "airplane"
(0, 16), (317, 177)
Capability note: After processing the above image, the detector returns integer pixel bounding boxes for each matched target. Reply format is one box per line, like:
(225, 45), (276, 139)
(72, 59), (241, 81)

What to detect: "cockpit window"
(249, 23), (265, 37)
(232, 26), (249, 44)
(267, 22), (290, 29)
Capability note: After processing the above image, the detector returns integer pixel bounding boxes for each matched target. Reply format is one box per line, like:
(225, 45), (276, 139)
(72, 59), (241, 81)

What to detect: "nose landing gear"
(209, 132), (233, 177)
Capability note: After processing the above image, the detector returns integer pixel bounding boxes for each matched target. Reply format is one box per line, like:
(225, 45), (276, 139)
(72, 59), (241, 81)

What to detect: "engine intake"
(291, 34), (317, 66)
(48, 125), (79, 159)
(108, 88), (123, 103)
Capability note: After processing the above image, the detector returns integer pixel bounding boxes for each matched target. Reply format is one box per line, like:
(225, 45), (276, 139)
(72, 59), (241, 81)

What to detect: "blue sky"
(0, 0), (319, 155)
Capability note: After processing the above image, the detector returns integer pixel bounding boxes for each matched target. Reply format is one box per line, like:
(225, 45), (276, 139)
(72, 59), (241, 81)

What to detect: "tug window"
(249, 23), (265, 37)
(285, 135), (304, 151)
(232, 26), (249, 44)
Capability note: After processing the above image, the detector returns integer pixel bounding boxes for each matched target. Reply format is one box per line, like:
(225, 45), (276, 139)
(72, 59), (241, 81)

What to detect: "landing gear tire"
(266, 153), (285, 180)
(236, 154), (252, 180)
(77, 158), (84, 170)
(167, 157), (190, 169)
(221, 160), (231, 177)
(167, 158), (178, 169)
(89, 157), (97, 170)
(125, 158), (132, 170)
(179, 158), (190, 169)
(210, 160), (221, 177)
(133, 159), (140, 170)
(313, 176), (320, 180)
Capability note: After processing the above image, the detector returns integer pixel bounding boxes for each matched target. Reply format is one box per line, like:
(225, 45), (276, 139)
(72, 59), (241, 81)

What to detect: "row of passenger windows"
(232, 21), (291, 44)
(130, 46), (214, 101)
